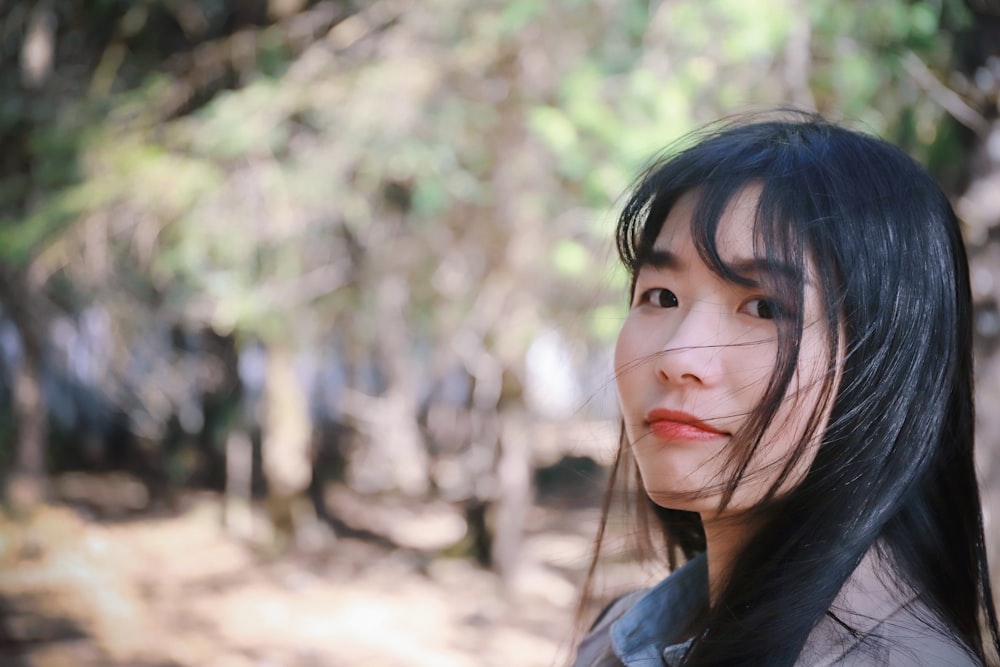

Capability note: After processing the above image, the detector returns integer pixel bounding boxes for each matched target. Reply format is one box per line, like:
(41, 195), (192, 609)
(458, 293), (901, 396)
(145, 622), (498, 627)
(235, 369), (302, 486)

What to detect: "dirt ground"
(0, 479), (651, 667)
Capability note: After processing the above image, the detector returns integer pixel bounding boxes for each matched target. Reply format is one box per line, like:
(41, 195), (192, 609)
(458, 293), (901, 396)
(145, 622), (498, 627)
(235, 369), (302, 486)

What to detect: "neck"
(700, 512), (761, 606)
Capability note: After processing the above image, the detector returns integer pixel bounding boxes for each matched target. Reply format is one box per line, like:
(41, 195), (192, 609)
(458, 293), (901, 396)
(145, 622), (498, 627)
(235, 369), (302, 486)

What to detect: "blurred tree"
(0, 0), (352, 517)
(949, 0), (1000, 594)
(0, 0), (995, 576)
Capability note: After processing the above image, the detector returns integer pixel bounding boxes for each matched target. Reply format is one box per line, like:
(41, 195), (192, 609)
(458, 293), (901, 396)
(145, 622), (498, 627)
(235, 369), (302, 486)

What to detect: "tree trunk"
(224, 429), (254, 539)
(492, 409), (531, 582)
(261, 344), (313, 549)
(7, 350), (48, 512)
(345, 274), (429, 496)
(0, 269), (49, 514)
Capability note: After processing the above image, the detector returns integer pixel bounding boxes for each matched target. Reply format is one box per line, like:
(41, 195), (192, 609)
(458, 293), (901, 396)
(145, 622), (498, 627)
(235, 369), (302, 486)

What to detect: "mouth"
(645, 409), (728, 441)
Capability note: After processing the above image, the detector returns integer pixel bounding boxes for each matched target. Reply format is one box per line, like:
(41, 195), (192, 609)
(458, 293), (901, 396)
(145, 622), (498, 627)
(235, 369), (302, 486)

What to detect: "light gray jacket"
(573, 550), (980, 666)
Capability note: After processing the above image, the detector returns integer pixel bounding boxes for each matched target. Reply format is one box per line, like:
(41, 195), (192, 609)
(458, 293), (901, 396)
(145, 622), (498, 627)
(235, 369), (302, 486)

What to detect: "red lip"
(645, 409), (727, 441)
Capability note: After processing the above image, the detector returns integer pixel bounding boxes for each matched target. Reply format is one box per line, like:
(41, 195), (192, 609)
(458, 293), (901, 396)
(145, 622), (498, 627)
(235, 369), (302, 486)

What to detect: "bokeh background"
(1, 1), (999, 665)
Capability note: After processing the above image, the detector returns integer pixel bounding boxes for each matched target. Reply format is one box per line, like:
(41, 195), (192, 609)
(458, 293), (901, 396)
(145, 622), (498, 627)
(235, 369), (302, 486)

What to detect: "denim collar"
(610, 554), (708, 667)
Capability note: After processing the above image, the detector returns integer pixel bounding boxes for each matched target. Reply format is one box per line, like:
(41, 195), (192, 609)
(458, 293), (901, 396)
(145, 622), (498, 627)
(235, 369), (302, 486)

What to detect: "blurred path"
(0, 486), (628, 667)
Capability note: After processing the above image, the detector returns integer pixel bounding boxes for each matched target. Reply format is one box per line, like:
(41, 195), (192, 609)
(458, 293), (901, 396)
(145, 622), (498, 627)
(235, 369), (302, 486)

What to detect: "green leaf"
(500, 0), (545, 34)
(412, 179), (448, 218)
(553, 239), (590, 277)
(588, 304), (625, 342)
(529, 106), (579, 154)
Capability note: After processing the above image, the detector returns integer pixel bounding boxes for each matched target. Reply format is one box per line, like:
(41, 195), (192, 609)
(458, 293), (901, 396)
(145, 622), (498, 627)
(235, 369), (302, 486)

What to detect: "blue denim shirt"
(609, 554), (706, 667)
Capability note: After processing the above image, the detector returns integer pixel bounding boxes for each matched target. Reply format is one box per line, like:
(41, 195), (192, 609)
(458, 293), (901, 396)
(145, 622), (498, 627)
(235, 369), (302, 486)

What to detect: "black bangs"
(619, 118), (823, 298)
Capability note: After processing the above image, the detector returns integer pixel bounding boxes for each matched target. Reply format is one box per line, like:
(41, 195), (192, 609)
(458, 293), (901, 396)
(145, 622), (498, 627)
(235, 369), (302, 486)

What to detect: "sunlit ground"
(0, 476), (651, 667)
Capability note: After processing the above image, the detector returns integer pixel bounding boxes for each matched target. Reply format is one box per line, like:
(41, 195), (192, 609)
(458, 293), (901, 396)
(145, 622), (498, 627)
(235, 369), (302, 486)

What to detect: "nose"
(654, 303), (725, 386)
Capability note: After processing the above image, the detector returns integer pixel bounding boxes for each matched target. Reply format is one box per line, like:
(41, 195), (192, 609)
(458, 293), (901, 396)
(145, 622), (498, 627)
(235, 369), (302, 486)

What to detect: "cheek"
(788, 330), (832, 419)
(614, 317), (663, 425)
(613, 328), (628, 374)
(613, 317), (645, 380)
(759, 337), (833, 478)
(613, 327), (639, 407)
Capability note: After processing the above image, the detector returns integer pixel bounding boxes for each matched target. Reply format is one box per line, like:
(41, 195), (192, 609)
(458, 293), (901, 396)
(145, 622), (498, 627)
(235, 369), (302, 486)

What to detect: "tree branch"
(902, 50), (991, 137)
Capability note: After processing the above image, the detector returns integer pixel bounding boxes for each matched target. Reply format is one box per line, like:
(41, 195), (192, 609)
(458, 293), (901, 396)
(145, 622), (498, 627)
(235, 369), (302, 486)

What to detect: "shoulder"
(799, 550), (981, 667)
(806, 601), (981, 666)
(573, 554), (708, 667)
(571, 590), (645, 667)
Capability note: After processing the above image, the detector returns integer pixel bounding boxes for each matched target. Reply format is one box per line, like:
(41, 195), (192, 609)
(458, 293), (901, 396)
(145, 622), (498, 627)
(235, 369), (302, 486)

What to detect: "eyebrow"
(645, 248), (681, 270)
(644, 248), (801, 283)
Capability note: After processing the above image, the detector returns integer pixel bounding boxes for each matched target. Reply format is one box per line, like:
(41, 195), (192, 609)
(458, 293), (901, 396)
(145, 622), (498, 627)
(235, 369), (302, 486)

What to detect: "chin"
(644, 489), (716, 514)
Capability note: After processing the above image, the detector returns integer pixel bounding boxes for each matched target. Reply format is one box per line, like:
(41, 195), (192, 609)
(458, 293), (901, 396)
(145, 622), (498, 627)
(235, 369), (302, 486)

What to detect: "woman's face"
(614, 187), (832, 518)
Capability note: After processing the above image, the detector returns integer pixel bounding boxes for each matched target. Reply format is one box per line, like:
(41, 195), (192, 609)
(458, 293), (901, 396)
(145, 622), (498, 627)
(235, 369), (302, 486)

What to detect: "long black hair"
(578, 112), (1000, 665)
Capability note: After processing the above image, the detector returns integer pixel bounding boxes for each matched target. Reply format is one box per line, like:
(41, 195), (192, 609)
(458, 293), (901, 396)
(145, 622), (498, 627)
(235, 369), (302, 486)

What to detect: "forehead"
(643, 183), (815, 292)
(654, 185), (763, 258)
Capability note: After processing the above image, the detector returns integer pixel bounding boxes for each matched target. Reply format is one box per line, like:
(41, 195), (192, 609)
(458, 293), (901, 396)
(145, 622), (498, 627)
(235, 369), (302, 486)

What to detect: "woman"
(573, 113), (1000, 666)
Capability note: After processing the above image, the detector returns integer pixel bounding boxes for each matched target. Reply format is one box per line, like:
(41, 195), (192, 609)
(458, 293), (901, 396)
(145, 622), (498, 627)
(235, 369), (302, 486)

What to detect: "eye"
(742, 297), (785, 320)
(637, 288), (679, 309)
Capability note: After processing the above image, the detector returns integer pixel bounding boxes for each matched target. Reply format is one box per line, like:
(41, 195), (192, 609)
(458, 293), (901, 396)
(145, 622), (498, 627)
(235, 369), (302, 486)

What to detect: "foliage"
(0, 0), (992, 520)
